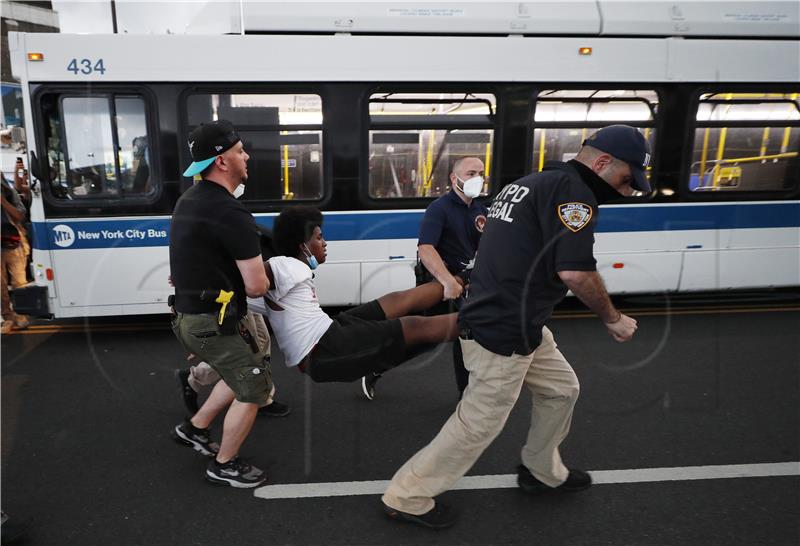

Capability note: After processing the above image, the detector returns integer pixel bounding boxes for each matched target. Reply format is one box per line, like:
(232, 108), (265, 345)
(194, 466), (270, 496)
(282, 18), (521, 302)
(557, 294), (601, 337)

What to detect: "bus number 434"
(67, 58), (106, 75)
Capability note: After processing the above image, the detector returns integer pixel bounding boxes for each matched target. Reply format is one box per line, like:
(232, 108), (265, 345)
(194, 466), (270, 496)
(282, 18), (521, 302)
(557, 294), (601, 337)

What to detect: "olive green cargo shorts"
(171, 312), (272, 406)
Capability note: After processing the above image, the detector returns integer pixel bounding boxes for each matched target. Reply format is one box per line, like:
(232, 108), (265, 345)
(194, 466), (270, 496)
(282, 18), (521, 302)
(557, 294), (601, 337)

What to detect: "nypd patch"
(474, 214), (486, 233)
(557, 202), (593, 232)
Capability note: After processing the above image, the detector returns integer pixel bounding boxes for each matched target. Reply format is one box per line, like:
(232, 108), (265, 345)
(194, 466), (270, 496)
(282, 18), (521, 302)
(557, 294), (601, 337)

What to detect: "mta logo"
(52, 224), (75, 248)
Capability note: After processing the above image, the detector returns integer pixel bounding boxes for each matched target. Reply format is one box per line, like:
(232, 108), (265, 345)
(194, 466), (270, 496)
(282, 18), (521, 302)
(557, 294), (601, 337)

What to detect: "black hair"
(273, 206), (323, 258)
(258, 228), (277, 260)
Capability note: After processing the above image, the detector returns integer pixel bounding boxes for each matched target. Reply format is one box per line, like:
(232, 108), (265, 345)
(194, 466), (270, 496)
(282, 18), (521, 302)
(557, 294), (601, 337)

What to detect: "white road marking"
(254, 461), (799, 500)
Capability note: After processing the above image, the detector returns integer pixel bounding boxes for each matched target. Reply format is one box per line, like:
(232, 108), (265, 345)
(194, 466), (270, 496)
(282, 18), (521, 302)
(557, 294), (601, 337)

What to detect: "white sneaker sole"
(361, 376), (374, 401)
(172, 426), (218, 457)
(205, 470), (266, 488)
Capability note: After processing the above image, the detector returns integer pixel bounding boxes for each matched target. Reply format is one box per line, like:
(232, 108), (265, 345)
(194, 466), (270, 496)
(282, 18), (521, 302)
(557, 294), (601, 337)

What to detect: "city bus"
(7, 1), (799, 318)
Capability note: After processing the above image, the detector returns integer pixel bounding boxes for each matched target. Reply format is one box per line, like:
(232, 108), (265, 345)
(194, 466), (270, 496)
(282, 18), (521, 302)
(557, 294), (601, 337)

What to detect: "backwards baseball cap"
(582, 125), (652, 192)
(182, 119), (241, 177)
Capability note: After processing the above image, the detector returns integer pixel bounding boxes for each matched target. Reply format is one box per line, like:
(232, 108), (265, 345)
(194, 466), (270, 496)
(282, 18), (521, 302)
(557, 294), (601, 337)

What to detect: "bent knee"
(456, 400), (515, 443)
(535, 377), (580, 402)
(306, 360), (332, 383)
(564, 380), (580, 401)
(559, 378), (580, 401)
(306, 359), (361, 383)
(555, 373), (580, 400)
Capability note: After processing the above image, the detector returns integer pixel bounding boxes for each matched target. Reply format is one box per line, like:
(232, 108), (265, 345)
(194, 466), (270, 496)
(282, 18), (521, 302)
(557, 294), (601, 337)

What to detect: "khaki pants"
(3, 245), (28, 289)
(1, 247), (27, 322)
(382, 326), (580, 515)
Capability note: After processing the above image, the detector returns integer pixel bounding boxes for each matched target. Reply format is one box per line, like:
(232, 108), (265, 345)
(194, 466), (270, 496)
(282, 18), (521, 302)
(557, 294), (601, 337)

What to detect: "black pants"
(305, 300), (406, 383)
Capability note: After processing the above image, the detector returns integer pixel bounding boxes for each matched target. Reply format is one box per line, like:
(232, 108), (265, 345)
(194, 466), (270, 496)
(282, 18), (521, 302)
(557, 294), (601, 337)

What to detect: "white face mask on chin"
(457, 175), (484, 199)
(232, 183), (246, 199)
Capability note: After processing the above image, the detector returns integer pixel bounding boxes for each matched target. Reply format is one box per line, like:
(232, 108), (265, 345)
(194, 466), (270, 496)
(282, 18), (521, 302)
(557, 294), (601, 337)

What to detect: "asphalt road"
(2, 293), (799, 545)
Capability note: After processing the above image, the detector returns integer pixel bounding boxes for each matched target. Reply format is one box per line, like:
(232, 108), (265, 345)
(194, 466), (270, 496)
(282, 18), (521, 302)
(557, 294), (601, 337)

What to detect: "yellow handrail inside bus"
(712, 128), (729, 189)
(423, 129), (435, 196)
(282, 132), (290, 198)
(711, 93), (735, 189)
(781, 93), (798, 153)
(699, 128), (711, 185)
(415, 135), (425, 197)
(716, 151), (797, 165)
(759, 127), (771, 162)
(484, 138), (492, 185)
(538, 129), (546, 172)
(695, 151), (797, 188)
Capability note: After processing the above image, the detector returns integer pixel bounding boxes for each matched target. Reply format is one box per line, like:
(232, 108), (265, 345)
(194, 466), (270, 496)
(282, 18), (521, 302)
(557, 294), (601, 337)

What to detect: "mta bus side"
(8, 33), (799, 318)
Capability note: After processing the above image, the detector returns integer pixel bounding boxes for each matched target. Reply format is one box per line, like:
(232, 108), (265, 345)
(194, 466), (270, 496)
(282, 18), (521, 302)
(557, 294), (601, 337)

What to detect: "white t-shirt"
(262, 256), (333, 367)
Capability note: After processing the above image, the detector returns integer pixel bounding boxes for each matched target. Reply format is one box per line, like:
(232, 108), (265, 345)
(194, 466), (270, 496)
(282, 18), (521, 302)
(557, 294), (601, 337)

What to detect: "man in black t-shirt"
(383, 125), (647, 528)
(169, 120), (271, 488)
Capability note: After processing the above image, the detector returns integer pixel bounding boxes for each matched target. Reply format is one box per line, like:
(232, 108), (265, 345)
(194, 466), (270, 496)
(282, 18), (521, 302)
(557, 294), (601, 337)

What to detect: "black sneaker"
(517, 464), (592, 493)
(382, 501), (457, 530)
(361, 372), (382, 401)
(1, 511), (29, 544)
(174, 368), (199, 414)
(257, 400), (291, 418)
(205, 457), (266, 488)
(172, 419), (219, 457)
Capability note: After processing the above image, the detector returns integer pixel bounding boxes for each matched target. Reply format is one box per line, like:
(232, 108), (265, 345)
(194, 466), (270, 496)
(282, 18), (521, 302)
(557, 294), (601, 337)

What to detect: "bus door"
(38, 91), (170, 316)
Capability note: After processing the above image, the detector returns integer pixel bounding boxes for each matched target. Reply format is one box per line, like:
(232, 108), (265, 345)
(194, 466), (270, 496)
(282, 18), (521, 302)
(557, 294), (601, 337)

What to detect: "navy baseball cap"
(183, 120), (241, 177)
(583, 125), (652, 192)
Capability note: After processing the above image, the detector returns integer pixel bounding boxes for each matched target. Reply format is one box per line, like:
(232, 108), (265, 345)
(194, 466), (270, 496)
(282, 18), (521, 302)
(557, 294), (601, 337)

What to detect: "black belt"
(459, 328), (474, 340)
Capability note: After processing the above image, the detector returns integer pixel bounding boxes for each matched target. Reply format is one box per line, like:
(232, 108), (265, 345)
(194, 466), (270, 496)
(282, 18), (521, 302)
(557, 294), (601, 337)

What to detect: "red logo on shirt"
(474, 214), (487, 233)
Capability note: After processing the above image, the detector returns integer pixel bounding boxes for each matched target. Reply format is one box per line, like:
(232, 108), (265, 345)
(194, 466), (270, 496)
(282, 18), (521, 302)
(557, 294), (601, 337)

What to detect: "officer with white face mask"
(359, 156), (488, 400)
(418, 156), (487, 301)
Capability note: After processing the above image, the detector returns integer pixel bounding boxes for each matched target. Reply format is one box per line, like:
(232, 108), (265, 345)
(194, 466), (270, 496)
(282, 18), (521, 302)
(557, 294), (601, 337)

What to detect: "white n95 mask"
(458, 175), (484, 199)
(232, 183), (246, 199)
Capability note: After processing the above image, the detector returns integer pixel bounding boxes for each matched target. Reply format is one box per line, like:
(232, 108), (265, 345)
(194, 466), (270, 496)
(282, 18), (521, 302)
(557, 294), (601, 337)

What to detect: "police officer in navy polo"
(382, 125), (648, 529)
(360, 156), (488, 400)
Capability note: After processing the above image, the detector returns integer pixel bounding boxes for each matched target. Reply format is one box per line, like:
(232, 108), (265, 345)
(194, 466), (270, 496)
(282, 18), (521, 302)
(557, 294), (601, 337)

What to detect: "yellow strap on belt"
(215, 290), (234, 326)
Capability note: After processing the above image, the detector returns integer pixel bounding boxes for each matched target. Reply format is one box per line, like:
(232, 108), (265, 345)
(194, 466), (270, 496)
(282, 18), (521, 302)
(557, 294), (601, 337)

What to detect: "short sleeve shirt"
(263, 256), (333, 366)
(169, 180), (261, 315)
(459, 161), (597, 356)
(418, 190), (488, 273)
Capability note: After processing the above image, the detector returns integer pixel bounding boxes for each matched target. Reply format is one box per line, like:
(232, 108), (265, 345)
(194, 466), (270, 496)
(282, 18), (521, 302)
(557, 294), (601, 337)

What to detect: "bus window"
(186, 93), (323, 201)
(690, 93), (800, 192)
(116, 98), (151, 195)
(532, 89), (658, 194)
(42, 93), (153, 202)
(368, 93), (495, 199)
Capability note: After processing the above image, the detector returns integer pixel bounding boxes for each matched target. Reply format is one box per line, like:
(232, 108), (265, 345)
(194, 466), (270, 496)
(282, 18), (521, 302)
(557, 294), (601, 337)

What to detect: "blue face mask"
(303, 244), (319, 270)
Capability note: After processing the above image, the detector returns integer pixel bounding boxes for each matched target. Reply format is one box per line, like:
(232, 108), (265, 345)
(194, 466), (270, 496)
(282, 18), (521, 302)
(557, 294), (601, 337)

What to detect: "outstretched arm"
(418, 244), (463, 300)
(376, 278), (462, 320)
(558, 270), (637, 342)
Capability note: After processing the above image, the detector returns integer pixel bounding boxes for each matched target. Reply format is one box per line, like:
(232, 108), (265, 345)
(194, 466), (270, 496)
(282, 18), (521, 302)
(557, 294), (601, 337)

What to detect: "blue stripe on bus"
(31, 202), (800, 250)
